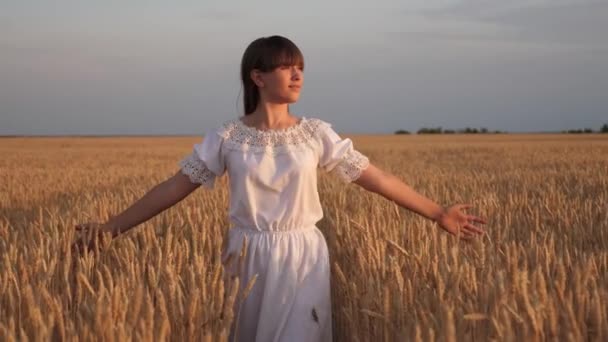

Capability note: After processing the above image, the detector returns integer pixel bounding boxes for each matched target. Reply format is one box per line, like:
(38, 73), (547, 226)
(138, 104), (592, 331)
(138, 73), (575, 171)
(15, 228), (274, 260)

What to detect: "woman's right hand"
(434, 204), (486, 240)
(71, 222), (115, 255)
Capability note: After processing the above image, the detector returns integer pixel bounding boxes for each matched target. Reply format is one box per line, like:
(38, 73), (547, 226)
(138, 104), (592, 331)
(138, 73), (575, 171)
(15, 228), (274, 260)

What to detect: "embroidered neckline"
(235, 116), (307, 135)
(218, 116), (330, 154)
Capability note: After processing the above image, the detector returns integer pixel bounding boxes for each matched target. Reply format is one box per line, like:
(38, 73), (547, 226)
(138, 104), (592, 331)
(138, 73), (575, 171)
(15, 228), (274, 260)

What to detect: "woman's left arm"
(352, 163), (487, 239)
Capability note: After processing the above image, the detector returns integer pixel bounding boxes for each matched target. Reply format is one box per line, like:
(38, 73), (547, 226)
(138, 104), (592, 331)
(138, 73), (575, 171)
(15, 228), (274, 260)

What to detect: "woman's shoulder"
(302, 116), (331, 128)
(302, 116), (334, 138)
(297, 116), (332, 135)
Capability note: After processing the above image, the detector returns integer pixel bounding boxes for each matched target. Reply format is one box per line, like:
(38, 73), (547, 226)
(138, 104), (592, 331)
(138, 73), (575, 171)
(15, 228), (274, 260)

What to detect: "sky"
(1, 0), (607, 135)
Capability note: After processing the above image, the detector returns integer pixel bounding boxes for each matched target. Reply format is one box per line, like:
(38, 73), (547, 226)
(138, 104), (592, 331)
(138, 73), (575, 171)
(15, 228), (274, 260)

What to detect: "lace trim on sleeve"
(332, 149), (370, 182)
(179, 151), (216, 189)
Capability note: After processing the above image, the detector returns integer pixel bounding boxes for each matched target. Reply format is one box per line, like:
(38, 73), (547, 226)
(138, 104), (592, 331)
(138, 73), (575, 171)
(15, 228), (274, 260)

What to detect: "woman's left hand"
(434, 204), (487, 240)
(71, 222), (115, 255)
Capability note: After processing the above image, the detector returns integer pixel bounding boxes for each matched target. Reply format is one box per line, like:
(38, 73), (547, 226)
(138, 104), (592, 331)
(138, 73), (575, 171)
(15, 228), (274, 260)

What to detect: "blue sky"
(1, 0), (607, 135)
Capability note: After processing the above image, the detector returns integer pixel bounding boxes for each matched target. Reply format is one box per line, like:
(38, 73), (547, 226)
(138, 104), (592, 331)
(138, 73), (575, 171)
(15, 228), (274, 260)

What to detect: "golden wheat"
(0, 134), (607, 341)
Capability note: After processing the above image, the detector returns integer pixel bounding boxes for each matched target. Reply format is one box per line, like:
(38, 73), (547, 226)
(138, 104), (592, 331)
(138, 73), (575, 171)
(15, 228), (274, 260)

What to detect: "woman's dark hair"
(240, 35), (305, 115)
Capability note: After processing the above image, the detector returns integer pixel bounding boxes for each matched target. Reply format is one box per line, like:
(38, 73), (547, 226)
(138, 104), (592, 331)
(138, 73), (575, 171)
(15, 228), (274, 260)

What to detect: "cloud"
(394, 0), (608, 49)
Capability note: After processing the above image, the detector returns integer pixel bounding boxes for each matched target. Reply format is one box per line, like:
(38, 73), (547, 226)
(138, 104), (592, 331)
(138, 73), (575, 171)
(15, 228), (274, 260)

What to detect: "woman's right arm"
(103, 170), (200, 237)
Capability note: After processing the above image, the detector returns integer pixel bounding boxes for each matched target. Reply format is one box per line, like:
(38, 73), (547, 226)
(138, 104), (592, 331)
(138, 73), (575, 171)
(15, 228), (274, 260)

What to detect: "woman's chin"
(279, 98), (299, 105)
(272, 94), (300, 104)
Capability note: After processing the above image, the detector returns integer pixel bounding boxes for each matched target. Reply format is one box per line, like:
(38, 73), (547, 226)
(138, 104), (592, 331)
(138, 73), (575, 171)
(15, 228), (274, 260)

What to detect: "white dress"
(179, 116), (370, 342)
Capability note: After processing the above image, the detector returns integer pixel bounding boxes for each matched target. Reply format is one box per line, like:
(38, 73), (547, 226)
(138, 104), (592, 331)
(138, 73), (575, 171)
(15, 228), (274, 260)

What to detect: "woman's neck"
(244, 103), (297, 130)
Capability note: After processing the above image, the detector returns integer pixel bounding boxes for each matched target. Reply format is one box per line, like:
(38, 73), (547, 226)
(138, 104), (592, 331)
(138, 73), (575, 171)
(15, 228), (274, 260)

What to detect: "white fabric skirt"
(221, 224), (333, 342)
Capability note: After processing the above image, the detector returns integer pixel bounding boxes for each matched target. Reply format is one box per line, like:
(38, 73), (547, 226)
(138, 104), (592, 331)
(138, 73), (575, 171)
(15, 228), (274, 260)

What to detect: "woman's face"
(254, 64), (303, 104)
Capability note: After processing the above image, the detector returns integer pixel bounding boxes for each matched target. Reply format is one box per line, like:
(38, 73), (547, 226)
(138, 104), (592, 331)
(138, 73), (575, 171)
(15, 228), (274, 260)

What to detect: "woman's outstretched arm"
(103, 171), (200, 237)
(72, 171), (200, 253)
(352, 163), (487, 239)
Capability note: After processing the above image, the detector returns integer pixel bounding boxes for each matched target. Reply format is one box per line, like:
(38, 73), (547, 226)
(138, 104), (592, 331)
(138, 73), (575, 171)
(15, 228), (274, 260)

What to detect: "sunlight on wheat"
(1, 134), (607, 340)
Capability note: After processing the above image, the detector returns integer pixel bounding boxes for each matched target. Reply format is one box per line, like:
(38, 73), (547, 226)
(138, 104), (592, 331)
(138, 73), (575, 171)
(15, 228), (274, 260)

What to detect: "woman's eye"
(278, 65), (303, 72)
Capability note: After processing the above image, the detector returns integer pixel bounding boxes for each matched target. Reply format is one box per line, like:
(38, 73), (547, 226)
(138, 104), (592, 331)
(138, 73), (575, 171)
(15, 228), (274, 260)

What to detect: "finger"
(89, 238), (102, 254)
(464, 227), (479, 237)
(464, 223), (485, 234)
(75, 237), (88, 249)
(467, 215), (487, 224)
(71, 240), (84, 255)
(458, 232), (475, 241)
(462, 223), (483, 234)
(84, 227), (99, 239)
(86, 241), (94, 254)
(453, 226), (471, 238)
(85, 234), (97, 248)
(87, 234), (104, 253)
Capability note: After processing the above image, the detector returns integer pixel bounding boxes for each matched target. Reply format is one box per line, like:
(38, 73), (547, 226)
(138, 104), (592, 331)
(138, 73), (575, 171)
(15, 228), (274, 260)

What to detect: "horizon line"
(2, 131), (607, 138)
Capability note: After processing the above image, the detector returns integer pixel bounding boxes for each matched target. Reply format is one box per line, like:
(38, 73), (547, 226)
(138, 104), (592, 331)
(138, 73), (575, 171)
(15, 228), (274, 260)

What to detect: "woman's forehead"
(265, 50), (304, 66)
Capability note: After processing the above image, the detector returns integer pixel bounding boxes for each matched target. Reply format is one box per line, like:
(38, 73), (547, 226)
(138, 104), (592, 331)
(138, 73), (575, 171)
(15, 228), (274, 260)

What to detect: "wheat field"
(1, 134), (607, 341)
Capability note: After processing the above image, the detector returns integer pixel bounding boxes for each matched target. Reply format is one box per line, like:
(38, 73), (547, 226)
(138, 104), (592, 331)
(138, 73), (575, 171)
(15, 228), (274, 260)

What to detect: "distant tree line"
(562, 124), (608, 134)
(394, 127), (505, 135)
(394, 123), (608, 135)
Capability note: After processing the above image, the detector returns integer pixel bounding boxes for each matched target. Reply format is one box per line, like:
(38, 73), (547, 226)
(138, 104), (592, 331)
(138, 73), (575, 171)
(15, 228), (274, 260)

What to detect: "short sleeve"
(318, 122), (370, 183)
(179, 128), (226, 189)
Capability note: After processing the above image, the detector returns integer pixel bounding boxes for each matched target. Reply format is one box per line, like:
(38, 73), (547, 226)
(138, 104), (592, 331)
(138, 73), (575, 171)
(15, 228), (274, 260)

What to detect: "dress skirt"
(221, 224), (333, 342)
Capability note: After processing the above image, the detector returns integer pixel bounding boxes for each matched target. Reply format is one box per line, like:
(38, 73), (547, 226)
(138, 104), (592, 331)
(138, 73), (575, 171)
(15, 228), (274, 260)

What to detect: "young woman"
(74, 35), (487, 341)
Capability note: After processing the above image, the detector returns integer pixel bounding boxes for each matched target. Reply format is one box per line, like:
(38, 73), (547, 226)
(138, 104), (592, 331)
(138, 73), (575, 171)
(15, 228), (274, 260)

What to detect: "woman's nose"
(291, 67), (302, 79)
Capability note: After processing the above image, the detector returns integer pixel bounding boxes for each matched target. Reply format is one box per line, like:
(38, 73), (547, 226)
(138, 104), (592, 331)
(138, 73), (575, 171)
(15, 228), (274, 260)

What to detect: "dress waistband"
(230, 224), (317, 234)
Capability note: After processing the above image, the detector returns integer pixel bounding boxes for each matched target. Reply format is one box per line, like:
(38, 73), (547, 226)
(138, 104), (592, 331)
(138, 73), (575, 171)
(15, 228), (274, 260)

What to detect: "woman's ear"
(250, 69), (264, 88)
